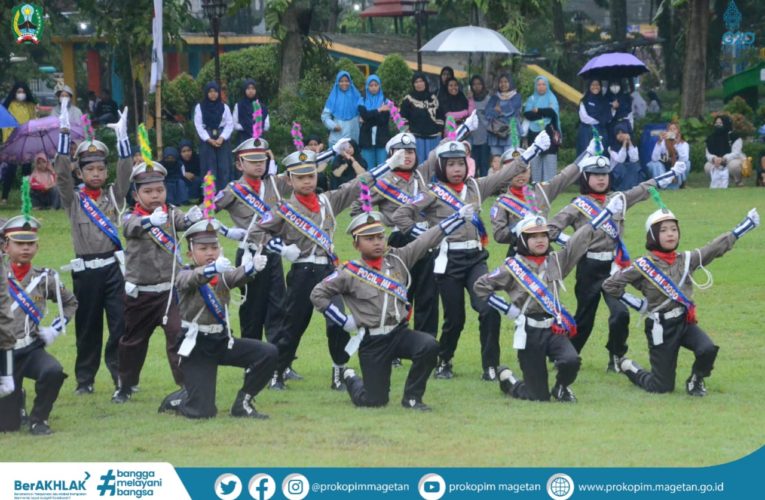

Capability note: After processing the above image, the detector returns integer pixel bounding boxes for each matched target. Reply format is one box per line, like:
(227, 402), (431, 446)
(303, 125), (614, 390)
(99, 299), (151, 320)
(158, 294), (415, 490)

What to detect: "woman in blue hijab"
(576, 79), (612, 155)
(193, 81), (234, 190)
(232, 78), (269, 145)
(524, 75), (561, 182)
(321, 71), (361, 147)
(357, 74), (391, 169)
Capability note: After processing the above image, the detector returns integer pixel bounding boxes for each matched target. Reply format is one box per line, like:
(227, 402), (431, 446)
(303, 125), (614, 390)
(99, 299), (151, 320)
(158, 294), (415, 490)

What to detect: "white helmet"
(645, 208), (678, 233)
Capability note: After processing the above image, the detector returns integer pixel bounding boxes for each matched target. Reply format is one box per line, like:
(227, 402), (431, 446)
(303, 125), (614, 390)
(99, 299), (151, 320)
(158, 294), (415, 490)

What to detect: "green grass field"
(0, 173), (763, 467)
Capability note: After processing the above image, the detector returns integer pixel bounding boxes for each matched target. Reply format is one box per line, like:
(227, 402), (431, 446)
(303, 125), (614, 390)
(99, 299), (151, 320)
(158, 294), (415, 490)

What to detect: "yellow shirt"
(2, 101), (36, 142)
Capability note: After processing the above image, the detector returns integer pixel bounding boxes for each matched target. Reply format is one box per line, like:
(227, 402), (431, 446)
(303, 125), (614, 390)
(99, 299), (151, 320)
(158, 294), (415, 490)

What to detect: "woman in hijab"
(605, 78), (633, 148)
(438, 77), (474, 129)
(484, 73), (522, 156)
(51, 84), (83, 128)
(401, 72), (444, 164)
(193, 81), (234, 190)
(468, 75), (491, 177)
(321, 70), (361, 148)
(329, 139), (367, 189)
(576, 79), (611, 155)
(29, 152), (61, 210)
(162, 146), (188, 206)
(524, 75), (560, 182)
(1, 82), (38, 204)
(704, 115), (745, 187)
(437, 66), (455, 103)
(357, 74), (391, 170)
(647, 90), (661, 114)
(179, 139), (202, 203)
(232, 79), (270, 145)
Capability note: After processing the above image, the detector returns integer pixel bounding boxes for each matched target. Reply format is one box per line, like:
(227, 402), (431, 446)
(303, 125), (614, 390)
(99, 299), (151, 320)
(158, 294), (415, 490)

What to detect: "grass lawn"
(0, 171), (763, 467)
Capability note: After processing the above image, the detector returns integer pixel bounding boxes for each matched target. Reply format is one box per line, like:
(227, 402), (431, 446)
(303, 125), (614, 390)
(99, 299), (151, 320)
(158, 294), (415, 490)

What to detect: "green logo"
(12, 3), (44, 45)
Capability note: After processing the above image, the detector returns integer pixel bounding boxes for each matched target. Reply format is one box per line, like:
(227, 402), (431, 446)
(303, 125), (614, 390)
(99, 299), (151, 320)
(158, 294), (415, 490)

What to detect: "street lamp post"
(414, 0), (426, 72)
(202, 0), (229, 84)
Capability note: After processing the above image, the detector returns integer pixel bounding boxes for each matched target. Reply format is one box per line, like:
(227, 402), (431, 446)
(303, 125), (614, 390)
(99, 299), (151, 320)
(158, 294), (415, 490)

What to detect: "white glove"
(252, 254), (268, 272)
(0, 376), (14, 399)
(149, 207), (168, 226)
(388, 149), (406, 170)
(585, 137), (598, 156)
(185, 205), (203, 223)
(38, 326), (62, 346)
(747, 208), (760, 227)
(241, 248), (254, 269)
(224, 227), (247, 241)
(106, 107), (129, 141)
(59, 97), (71, 131)
(343, 315), (358, 334)
(458, 203), (475, 220)
(214, 256), (234, 274)
(463, 110), (479, 132)
(732, 208), (760, 239)
(332, 137), (352, 155)
(604, 196), (625, 217)
(520, 130), (551, 163)
(506, 303), (521, 319)
(282, 244), (301, 263)
(670, 161), (687, 179)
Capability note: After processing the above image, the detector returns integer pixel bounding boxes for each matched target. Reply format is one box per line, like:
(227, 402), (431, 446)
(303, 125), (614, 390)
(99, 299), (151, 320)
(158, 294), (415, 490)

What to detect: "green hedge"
(376, 53), (412, 105)
(196, 45), (281, 104)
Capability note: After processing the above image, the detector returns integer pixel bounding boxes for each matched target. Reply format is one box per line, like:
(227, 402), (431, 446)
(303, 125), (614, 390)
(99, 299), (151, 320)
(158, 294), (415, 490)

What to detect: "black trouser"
(569, 257), (630, 357)
(388, 231), (439, 335)
(0, 343), (67, 431)
(626, 315), (719, 393)
(503, 319), (581, 401)
(119, 290), (183, 388)
(435, 249), (500, 369)
(276, 262), (349, 373)
(72, 256), (125, 387)
(1, 163), (31, 200)
(235, 249), (288, 342)
(345, 325), (439, 407)
(176, 332), (278, 418)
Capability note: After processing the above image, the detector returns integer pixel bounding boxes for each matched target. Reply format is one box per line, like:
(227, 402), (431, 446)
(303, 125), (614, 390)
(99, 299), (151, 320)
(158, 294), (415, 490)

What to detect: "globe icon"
(550, 476), (571, 497)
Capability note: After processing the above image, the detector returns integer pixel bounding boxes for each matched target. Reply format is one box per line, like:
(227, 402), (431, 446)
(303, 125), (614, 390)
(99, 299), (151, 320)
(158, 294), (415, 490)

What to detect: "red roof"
(360, 0), (435, 18)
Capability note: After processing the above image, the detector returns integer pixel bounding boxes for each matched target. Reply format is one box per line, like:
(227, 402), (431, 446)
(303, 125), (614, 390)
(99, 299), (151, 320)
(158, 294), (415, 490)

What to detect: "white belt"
(181, 321), (224, 334)
(135, 282), (173, 293)
(84, 256), (116, 269)
(525, 316), (554, 329)
(660, 306), (685, 320)
(448, 240), (482, 251)
(294, 255), (329, 265)
(365, 324), (398, 336)
(14, 334), (38, 350)
(586, 251), (615, 261)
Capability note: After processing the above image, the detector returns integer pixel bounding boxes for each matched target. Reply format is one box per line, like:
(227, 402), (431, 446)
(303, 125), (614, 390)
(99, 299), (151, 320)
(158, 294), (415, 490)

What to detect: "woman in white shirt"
(647, 122), (689, 190)
(193, 81), (234, 191)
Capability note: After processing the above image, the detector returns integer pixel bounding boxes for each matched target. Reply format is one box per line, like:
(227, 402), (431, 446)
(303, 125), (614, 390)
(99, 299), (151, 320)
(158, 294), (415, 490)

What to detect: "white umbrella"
(419, 26), (521, 54)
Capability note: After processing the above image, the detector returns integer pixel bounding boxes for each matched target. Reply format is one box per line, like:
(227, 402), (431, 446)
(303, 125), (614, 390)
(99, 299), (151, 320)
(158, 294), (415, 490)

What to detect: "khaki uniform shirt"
(123, 207), (192, 285)
(175, 265), (252, 326)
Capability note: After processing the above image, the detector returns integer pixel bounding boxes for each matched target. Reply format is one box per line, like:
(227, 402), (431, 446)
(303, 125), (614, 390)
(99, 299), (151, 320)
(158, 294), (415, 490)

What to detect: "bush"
(377, 53), (412, 105)
(333, 58), (365, 92)
(163, 73), (200, 120)
(689, 141), (708, 172)
(723, 95), (754, 121)
(559, 109), (579, 149)
(197, 45), (281, 104)
(557, 147), (576, 167)
(515, 66), (537, 99)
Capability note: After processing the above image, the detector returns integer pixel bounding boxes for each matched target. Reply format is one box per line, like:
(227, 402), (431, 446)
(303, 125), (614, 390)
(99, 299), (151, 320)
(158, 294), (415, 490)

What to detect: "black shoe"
(268, 371), (286, 391)
(158, 389), (186, 413)
(434, 360), (453, 379)
(497, 365), (517, 395)
(111, 387), (132, 404)
(391, 357), (403, 368)
(551, 383), (577, 403)
(283, 366), (303, 381)
(482, 366), (497, 381)
(30, 420), (53, 436)
(330, 366), (346, 391)
(20, 389), (28, 427)
(75, 383), (94, 395)
(401, 397), (432, 411)
(606, 355), (623, 373)
(686, 374), (707, 397)
(231, 390), (269, 419)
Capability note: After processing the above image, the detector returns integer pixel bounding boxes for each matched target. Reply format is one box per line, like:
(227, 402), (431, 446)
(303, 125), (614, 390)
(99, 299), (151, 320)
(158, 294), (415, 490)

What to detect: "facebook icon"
(248, 473), (276, 500)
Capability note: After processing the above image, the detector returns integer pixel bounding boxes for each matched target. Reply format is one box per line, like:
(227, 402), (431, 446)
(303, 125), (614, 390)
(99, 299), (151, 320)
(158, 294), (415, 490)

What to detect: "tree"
(609, 0), (627, 42)
(681, 0), (710, 117)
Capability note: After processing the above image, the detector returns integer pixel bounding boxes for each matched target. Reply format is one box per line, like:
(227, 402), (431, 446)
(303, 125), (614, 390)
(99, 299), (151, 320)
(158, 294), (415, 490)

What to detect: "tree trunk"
(279, 2), (305, 94)
(327, 0), (340, 33)
(657, 2), (679, 90)
(681, 0), (709, 118)
(610, 0), (627, 42)
(552, 0), (565, 44)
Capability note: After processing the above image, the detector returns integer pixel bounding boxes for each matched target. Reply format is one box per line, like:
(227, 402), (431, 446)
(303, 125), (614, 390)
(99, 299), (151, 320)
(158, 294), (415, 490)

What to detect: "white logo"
(418, 473), (446, 500)
(248, 473), (276, 500)
(546, 473), (574, 500)
(281, 473), (310, 500)
(214, 473), (242, 500)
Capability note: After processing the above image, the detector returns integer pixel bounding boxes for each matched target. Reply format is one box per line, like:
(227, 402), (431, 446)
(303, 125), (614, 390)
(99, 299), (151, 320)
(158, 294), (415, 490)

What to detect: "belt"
(659, 306), (685, 320)
(364, 324), (399, 336)
(181, 321), (225, 334)
(525, 316), (555, 329)
(135, 282), (173, 293)
(84, 256), (116, 269)
(586, 251), (615, 261)
(14, 334), (38, 350)
(294, 255), (329, 265)
(448, 240), (481, 251)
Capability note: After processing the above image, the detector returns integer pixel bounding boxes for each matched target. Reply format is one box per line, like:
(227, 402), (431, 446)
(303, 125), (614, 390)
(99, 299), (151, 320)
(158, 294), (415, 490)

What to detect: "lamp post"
(414, 0), (426, 72)
(202, 0), (228, 84)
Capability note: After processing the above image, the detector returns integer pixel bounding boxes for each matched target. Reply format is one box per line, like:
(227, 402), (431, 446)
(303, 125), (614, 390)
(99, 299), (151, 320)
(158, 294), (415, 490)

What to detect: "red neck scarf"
(209, 276), (219, 287)
(447, 182), (465, 193)
(589, 193), (607, 204)
(509, 186), (525, 200)
(363, 256), (384, 270)
(295, 193), (320, 213)
(244, 176), (262, 193)
(12, 262), (31, 282)
(524, 255), (546, 266)
(651, 250), (677, 266)
(394, 170), (413, 182)
(133, 203), (166, 216)
(82, 186), (102, 200)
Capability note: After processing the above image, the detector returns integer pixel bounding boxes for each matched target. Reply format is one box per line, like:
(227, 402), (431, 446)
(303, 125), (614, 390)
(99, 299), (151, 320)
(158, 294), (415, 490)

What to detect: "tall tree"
(610, 0), (628, 41)
(263, 0), (314, 93)
(681, 0), (710, 117)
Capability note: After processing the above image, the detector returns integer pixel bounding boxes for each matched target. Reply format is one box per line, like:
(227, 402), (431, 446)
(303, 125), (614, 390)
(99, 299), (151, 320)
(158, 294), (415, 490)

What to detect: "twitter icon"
(214, 473), (243, 500)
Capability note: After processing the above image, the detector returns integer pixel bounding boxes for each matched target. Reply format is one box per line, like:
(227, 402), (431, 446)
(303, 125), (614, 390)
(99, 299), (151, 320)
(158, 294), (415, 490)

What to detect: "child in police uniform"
(158, 219), (277, 419)
(473, 200), (622, 402)
(391, 131), (550, 381)
(547, 155), (687, 372)
(0, 235), (16, 402)
(0, 216), (78, 434)
(256, 145), (402, 390)
(310, 207), (472, 410)
(55, 102), (132, 395)
(603, 204), (760, 396)
(112, 160), (205, 403)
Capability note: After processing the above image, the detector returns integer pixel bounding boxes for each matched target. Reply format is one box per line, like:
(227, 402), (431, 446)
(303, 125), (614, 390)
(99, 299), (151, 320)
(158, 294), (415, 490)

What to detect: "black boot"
(268, 370), (286, 391)
(401, 397), (432, 411)
(619, 357), (643, 386)
(283, 366), (303, 381)
(686, 374), (707, 397)
(497, 365), (518, 396)
(482, 366), (497, 381)
(111, 386), (132, 404)
(231, 390), (269, 419)
(30, 420), (53, 436)
(20, 389), (28, 427)
(434, 359), (453, 379)
(551, 383), (577, 403)
(606, 354), (623, 373)
(330, 366), (346, 391)
(75, 383), (94, 395)
(158, 388), (187, 413)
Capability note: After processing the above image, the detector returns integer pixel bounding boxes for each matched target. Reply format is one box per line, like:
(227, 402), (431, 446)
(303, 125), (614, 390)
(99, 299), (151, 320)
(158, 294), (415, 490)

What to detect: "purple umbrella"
(578, 52), (648, 80)
(0, 116), (84, 163)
